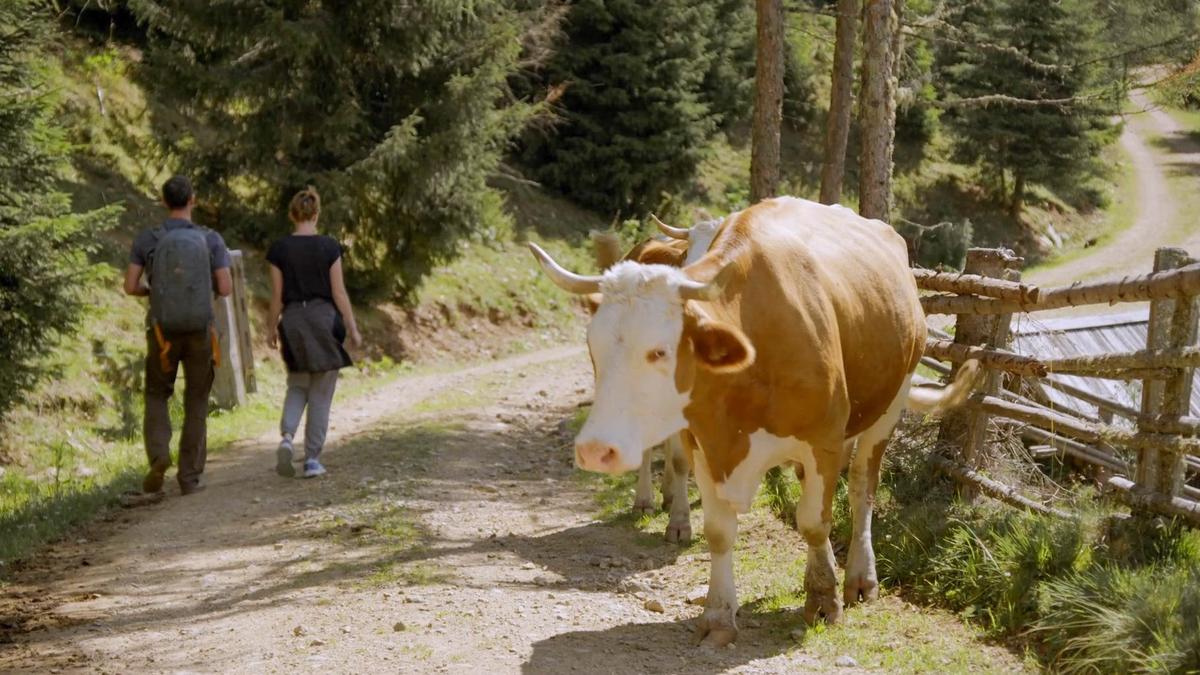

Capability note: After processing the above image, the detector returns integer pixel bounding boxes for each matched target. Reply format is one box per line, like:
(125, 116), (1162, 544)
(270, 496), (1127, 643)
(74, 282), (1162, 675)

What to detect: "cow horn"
(527, 243), (602, 295)
(651, 214), (690, 240)
(678, 262), (735, 302)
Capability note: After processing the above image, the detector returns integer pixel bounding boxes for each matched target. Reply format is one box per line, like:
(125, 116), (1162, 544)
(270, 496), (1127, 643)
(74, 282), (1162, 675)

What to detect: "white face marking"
(575, 264), (693, 473)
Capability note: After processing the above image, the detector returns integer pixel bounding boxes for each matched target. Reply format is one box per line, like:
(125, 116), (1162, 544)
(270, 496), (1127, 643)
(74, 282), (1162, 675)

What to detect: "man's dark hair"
(162, 175), (194, 210)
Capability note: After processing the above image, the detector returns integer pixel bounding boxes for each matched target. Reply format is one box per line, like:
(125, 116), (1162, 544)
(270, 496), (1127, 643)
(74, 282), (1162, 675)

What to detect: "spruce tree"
(521, 0), (754, 215)
(128, 0), (537, 298)
(936, 0), (1113, 217)
(0, 0), (118, 419)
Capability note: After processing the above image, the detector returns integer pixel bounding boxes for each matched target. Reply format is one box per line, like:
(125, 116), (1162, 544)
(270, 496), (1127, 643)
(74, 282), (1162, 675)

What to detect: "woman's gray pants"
(280, 370), (340, 460)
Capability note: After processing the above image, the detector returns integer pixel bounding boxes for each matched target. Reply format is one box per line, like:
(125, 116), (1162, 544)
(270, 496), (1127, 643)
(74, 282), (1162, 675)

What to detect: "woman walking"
(266, 187), (362, 478)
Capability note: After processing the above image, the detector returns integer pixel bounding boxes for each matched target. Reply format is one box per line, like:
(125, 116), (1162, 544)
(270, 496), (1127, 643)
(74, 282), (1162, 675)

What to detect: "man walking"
(123, 176), (232, 495)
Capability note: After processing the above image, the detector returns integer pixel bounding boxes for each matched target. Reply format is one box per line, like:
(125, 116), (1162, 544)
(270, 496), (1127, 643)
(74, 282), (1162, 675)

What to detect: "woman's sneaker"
(302, 460), (326, 478)
(276, 439), (296, 478)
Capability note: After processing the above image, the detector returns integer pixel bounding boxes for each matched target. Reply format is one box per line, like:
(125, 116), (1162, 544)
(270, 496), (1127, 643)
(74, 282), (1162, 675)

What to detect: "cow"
(531, 196), (978, 646)
(590, 218), (723, 542)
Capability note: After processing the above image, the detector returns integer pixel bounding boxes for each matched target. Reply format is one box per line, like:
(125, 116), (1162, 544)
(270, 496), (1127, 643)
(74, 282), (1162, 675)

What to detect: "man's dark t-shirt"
(266, 235), (343, 304)
(129, 218), (231, 274)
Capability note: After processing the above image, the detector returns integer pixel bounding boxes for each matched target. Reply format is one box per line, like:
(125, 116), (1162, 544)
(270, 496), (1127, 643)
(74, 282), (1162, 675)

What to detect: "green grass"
(836, 422), (1200, 673)
(1158, 105), (1200, 244)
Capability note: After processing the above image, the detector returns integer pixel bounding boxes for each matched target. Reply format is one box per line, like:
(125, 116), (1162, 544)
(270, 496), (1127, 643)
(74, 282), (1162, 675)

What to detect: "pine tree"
(128, 0), (538, 298)
(521, 0), (754, 216)
(936, 0), (1113, 218)
(0, 0), (119, 419)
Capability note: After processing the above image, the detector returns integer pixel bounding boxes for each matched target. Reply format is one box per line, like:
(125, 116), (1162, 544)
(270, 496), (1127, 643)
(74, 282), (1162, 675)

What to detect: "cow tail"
(908, 359), (981, 415)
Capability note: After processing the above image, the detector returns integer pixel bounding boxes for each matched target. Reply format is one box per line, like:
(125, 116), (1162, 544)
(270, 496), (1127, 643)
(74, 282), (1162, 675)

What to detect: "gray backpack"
(148, 226), (213, 333)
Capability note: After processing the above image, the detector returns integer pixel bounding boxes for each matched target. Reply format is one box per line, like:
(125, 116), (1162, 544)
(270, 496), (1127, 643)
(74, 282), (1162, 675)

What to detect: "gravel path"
(0, 346), (1028, 674)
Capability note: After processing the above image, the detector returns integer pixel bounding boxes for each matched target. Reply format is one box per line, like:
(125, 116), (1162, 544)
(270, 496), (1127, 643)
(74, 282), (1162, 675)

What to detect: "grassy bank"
(757, 420), (1200, 673)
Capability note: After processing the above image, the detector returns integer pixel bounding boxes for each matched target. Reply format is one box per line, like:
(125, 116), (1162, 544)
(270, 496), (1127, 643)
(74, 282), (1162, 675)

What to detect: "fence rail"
(918, 246), (1200, 525)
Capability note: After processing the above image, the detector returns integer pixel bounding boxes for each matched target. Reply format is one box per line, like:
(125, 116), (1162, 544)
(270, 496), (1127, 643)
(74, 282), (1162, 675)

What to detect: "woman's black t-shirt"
(266, 234), (343, 304)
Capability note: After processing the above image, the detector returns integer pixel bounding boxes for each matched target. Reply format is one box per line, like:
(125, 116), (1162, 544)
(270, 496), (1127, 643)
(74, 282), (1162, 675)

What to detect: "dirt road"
(1030, 89), (1200, 289)
(1, 347), (1027, 674)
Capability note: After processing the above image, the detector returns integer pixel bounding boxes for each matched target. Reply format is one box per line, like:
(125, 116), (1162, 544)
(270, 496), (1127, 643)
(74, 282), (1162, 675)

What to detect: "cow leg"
(692, 451), (739, 647)
(844, 378), (907, 607)
(844, 437), (887, 607)
(633, 446), (656, 516)
(663, 433), (692, 543)
(797, 451), (842, 625)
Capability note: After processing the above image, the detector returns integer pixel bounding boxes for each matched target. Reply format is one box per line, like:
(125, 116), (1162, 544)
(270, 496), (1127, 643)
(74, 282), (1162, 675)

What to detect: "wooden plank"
(922, 260), (1200, 315)
(211, 294), (246, 409)
(1106, 476), (1200, 526)
(1039, 346), (1200, 374)
(229, 251), (257, 395)
(925, 338), (1048, 377)
(914, 268), (1040, 303)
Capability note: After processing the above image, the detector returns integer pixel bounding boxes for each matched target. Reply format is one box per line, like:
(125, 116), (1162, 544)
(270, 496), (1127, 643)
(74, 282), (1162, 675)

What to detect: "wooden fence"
(919, 247), (1200, 525)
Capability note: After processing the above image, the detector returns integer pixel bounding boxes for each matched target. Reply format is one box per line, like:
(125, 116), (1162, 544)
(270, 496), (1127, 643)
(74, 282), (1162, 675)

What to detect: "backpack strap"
(152, 321), (173, 373)
(210, 325), (221, 368)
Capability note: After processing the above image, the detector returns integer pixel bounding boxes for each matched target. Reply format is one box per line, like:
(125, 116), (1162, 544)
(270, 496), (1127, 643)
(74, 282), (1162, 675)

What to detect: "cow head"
(529, 244), (755, 474)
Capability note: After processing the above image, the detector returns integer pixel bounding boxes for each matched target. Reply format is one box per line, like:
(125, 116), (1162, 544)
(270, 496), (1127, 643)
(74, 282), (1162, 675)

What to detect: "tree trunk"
(1010, 171), (1025, 219)
(818, 0), (858, 205)
(858, 0), (898, 221)
(751, 0), (785, 203)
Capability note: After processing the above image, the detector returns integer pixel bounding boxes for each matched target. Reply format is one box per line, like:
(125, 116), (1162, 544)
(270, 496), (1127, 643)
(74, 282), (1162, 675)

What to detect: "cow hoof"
(695, 615), (738, 648)
(843, 574), (879, 608)
(803, 591), (843, 626)
(632, 499), (656, 517)
(665, 519), (692, 544)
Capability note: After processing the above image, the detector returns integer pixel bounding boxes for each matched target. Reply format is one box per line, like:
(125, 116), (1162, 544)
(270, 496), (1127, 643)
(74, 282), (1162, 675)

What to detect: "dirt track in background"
(1030, 89), (1200, 290)
(0, 347), (1029, 674)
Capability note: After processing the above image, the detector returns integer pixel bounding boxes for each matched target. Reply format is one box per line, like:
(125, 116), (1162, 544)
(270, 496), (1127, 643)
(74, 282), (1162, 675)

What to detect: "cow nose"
(576, 440), (620, 472)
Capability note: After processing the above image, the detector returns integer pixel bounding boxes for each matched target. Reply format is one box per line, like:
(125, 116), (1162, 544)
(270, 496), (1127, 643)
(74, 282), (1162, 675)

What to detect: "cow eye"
(646, 348), (669, 363)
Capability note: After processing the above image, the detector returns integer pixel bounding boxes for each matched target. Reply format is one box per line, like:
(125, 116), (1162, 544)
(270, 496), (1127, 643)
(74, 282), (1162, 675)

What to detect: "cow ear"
(689, 319), (755, 373)
(584, 293), (603, 315)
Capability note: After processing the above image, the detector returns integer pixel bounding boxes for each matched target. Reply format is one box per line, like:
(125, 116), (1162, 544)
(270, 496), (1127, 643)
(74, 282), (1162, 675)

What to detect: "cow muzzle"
(575, 440), (634, 474)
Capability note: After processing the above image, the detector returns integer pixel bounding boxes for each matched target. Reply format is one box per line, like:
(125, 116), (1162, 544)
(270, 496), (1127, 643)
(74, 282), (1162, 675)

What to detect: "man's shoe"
(180, 482), (207, 496)
(276, 439), (296, 478)
(142, 461), (168, 494)
(302, 460), (326, 478)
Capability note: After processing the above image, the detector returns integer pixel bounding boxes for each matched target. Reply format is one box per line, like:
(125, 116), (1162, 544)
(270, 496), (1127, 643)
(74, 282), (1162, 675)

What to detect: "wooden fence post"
(212, 250), (253, 409)
(1138, 247), (1198, 499)
(938, 248), (1023, 500)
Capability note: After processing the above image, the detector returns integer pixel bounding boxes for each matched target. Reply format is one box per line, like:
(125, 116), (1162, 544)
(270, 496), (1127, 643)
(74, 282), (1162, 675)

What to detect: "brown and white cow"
(532, 197), (977, 646)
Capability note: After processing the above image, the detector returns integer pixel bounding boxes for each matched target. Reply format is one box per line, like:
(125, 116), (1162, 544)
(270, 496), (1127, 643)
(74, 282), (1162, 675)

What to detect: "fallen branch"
(1018, 426), (1127, 473)
(913, 268), (1041, 303)
(929, 454), (1075, 519)
(933, 94), (1094, 109)
(925, 338), (1048, 377)
(967, 395), (1200, 453)
(921, 262), (1200, 315)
